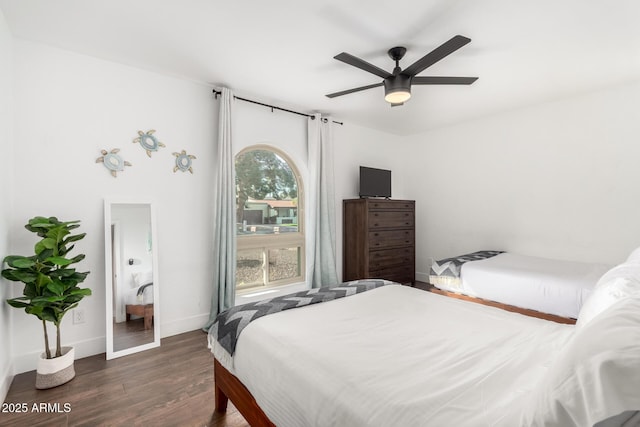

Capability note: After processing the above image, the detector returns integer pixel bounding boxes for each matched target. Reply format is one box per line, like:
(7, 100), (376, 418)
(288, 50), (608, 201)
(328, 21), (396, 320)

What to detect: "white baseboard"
(161, 313), (210, 337)
(10, 314), (225, 377)
(12, 335), (105, 375)
(416, 271), (430, 283)
(0, 361), (14, 404)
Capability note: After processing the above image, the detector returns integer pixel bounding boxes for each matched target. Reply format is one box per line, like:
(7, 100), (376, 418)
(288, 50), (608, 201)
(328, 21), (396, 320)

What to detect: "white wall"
(404, 81), (640, 280)
(8, 39), (402, 374)
(10, 40), (217, 373)
(0, 7), (14, 403)
(333, 121), (413, 277)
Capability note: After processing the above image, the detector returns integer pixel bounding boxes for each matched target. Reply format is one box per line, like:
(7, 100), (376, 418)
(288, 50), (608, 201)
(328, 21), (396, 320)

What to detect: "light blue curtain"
(308, 114), (339, 288)
(204, 87), (236, 331)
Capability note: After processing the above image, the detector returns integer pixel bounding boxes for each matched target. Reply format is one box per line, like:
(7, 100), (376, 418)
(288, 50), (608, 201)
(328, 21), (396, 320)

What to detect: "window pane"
(236, 149), (298, 235)
(236, 249), (264, 288)
(268, 247), (301, 282)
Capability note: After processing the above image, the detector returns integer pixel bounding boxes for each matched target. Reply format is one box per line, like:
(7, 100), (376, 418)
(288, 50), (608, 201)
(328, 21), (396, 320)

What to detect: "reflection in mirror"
(104, 199), (160, 359)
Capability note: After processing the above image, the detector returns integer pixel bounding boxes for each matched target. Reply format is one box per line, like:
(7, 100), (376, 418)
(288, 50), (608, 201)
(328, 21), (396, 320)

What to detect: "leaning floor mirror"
(104, 198), (160, 359)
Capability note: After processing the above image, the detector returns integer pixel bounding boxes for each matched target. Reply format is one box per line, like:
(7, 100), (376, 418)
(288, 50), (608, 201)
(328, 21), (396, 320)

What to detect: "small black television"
(359, 166), (391, 198)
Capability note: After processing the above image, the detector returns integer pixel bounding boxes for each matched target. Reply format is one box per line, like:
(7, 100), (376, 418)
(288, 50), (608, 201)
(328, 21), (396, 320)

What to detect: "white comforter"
(217, 285), (574, 427)
(450, 253), (609, 318)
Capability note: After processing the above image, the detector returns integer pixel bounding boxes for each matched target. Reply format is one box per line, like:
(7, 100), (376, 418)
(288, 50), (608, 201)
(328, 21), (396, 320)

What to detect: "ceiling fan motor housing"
(384, 74), (412, 103)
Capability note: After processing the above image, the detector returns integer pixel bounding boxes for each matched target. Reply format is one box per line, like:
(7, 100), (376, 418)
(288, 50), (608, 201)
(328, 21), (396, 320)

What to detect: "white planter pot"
(36, 346), (75, 389)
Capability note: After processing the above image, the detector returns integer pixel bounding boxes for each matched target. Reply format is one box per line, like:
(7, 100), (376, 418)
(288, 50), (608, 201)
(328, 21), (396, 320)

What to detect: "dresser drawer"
(369, 248), (413, 270)
(368, 200), (414, 211)
(369, 264), (414, 283)
(369, 229), (413, 249)
(368, 211), (414, 229)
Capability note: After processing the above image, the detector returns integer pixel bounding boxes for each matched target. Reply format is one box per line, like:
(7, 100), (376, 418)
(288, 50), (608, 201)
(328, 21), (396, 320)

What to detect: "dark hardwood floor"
(2, 330), (250, 427)
(2, 281), (572, 426)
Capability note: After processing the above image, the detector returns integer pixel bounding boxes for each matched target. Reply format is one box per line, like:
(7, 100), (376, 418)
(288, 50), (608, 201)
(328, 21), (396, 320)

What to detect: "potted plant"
(1, 216), (91, 389)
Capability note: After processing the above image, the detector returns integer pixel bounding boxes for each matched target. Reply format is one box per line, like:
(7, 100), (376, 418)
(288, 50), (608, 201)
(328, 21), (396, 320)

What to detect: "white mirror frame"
(104, 197), (160, 359)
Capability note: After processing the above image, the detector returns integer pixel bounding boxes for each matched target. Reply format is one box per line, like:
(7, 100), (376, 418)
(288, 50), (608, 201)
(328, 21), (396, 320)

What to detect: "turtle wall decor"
(96, 148), (131, 177)
(173, 150), (196, 174)
(133, 129), (165, 157)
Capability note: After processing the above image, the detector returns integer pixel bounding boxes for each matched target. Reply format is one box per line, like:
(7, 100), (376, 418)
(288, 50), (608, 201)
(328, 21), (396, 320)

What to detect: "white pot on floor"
(36, 346), (75, 389)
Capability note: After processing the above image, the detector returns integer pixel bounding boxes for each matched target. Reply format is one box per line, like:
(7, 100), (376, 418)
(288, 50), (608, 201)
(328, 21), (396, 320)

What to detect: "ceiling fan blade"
(326, 82), (383, 98)
(334, 52), (392, 79)
(402, 35), (471, 77)
(390, 102), (404, 107)
(412, 76), (478, 85)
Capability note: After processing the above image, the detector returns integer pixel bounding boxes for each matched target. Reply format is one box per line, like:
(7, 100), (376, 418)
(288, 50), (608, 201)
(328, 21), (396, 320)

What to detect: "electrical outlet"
(73, 309), (85, 324)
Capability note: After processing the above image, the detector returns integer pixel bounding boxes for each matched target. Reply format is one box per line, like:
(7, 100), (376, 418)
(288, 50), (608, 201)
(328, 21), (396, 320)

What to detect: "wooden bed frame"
(212, 283), (576, 425)
(214, 359), (274, 426)
(422, 283), (576, 324)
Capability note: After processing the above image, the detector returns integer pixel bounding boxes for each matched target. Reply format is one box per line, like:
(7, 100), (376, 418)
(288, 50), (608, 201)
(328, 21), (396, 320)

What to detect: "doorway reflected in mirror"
(104, 199), (160, 359)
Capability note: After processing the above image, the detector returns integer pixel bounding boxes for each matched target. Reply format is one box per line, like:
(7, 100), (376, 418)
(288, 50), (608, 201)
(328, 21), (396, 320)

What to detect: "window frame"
(235, 144), (305, 292)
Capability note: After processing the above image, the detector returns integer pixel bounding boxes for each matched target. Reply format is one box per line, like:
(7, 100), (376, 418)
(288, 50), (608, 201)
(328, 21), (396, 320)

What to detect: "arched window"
(235, 145), (304, 290)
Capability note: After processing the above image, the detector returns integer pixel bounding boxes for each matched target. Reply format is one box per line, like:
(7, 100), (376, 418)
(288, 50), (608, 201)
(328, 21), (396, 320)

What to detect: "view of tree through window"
(235, 147), (303, 290)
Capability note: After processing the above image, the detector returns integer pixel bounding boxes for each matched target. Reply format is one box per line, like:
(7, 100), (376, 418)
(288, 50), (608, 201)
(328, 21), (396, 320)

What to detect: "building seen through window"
(235, 147), (304, 290)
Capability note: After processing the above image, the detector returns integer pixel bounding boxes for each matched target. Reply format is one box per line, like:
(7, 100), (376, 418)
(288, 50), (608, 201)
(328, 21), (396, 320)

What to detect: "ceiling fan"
(326, 35), (478, 106)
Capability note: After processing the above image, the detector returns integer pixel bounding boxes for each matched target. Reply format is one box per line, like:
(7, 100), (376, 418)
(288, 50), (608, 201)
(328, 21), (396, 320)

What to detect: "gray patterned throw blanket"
(429, 250), (504, 289)
(210, 279), (392, 365)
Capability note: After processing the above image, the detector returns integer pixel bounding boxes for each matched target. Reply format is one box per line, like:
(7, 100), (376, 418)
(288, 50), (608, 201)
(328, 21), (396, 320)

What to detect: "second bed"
(429, 251), (610, 319)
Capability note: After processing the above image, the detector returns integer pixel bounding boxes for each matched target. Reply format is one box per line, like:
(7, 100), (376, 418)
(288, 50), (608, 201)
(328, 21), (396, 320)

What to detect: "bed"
(209, 262), (640, 427)
(429, 251), (611, 320)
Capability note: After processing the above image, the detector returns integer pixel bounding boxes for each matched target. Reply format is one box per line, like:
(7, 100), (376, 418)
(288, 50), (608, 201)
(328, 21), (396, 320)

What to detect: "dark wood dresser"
(343, 198), (415, 285)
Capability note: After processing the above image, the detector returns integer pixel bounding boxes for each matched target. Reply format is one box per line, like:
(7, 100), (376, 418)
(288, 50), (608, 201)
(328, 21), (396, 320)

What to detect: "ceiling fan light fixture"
(384, 75), (412, 104)
(384, 89), (411, 104)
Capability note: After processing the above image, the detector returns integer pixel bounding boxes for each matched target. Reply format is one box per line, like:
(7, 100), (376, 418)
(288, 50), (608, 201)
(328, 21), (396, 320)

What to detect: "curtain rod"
(212, 89), (343, 125)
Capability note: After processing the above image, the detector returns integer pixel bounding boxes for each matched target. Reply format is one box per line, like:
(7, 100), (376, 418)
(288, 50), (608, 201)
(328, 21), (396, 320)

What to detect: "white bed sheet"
(438, 253), (610, 318)
(221, 285), (574, 427)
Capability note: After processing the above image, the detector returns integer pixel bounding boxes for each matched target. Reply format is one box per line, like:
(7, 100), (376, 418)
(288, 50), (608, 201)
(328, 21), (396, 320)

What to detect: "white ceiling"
(1, 0), (640, 135)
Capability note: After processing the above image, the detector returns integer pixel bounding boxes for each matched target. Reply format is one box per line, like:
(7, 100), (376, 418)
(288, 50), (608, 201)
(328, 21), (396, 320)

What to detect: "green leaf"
(50, 268), (75, 278)
(23, 282), (38, 298)
(32, 295), (66, 303)
(61, 303), (79, 314)
(4, 255), (27, 265)
(36, 273), (53, 287)
(68, 288), (92, 297)
(45, 256), (73, 266)
(63, 233), (86, 245)
(36, 248), (54, 261)
(35, 238), (56, 255)
(5, 256), (36, 269)
(2, 269), (37, 283)
(67, 254), (86, 264)
(46, 281), (65, 296)
(46, 226), (70, 242)
(33, 307), (56, 322)
(6, 298), (31, 309)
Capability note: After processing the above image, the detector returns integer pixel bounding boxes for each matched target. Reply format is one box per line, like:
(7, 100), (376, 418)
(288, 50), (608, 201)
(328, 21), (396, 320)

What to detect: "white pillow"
(626, 246), (640, 264)
(595, 262), (640, 287)
(577, 263), (640, 329)
(513, 295), (640, 427)
(132, 270), (153, 287)
(577, 276), (640, 328)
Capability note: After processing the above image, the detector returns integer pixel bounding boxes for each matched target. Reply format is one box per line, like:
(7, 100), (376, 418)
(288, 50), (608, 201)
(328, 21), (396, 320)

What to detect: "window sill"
(235, 281), (308, 305)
